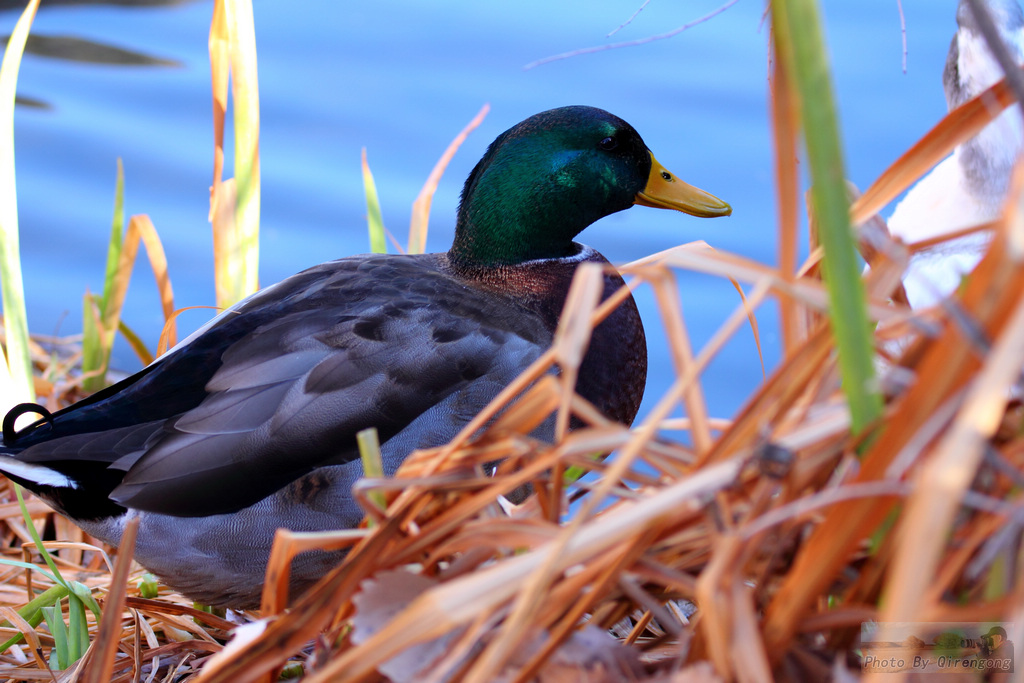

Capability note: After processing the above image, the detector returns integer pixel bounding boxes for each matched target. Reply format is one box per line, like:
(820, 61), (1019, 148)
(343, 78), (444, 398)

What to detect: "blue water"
(6, 0), (958, 424)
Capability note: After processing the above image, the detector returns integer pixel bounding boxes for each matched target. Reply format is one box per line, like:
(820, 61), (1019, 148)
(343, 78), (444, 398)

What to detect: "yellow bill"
(635, 152), (731, 218)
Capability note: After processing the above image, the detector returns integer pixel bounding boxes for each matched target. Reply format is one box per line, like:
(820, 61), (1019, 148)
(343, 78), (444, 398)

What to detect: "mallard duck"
(0, 106), (730, 608)
(887, 0), (1024, 308)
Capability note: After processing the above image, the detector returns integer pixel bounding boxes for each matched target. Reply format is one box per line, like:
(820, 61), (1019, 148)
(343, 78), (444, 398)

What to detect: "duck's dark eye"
(598, 136), (618, 151)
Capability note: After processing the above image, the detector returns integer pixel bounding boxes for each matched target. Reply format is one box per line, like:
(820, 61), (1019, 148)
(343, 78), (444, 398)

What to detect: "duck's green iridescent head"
(449, 105), (730, 268)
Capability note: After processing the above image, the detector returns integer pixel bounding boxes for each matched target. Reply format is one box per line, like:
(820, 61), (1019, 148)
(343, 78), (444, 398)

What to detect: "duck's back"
(7, 254), (558, 515)
(6, 247), (645, 522)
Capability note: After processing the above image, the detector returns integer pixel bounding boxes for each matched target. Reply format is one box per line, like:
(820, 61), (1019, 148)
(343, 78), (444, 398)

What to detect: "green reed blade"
(361, 148), (387, 254)
(41, 604), (68, 668)
(0, 0), (40, 407)
(772, 0), (882, 434)
(81, 161), (126, 391)
(227, 0), (260, 301)
(357, 427), (386, 514)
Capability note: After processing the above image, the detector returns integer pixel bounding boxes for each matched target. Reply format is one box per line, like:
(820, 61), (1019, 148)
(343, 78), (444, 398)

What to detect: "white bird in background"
(887, 0), (1024, 309)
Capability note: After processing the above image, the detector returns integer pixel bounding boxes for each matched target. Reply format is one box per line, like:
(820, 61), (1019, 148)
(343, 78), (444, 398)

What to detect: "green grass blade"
(361, 148), (387, 254)
(15, 485), (65, 586)
(81, 161), (126, 392)
(41, 604), (68, 669)
(66, 593), (87, 662)
(68, 580), (101, 619)
(357, 427), (386, 514)
(0, 0), (41, 408)
(0, 557), (60, 583)
(137, 572), (159, 599)
(101, 159), (125, 309)
(81, 292), (102, 389)
(227, 0), (260, 301)
(772, 0), (882, 434)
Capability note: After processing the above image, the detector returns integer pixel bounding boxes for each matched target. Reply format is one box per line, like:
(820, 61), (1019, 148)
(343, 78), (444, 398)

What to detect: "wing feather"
(11, 254), (554, 517)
